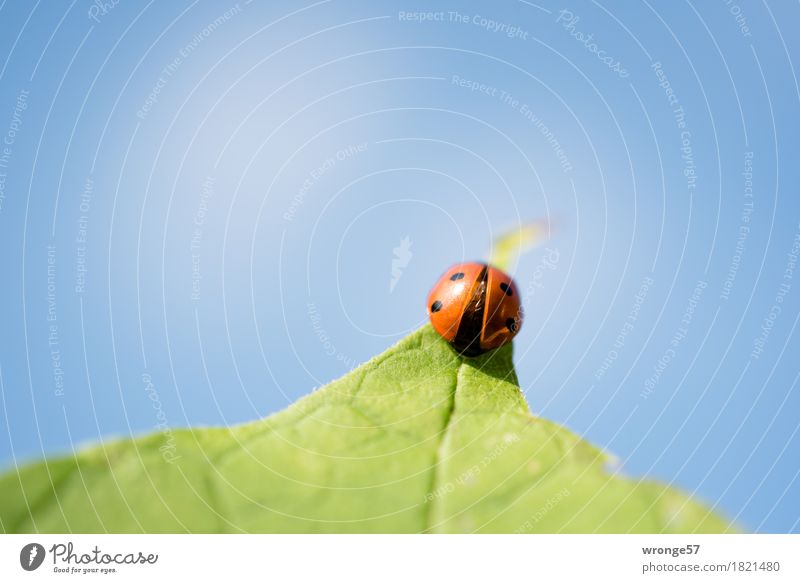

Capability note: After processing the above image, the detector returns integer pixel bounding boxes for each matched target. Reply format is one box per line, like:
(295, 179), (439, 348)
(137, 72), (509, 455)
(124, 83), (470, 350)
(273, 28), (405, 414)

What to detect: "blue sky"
(0, 0), (798, 532)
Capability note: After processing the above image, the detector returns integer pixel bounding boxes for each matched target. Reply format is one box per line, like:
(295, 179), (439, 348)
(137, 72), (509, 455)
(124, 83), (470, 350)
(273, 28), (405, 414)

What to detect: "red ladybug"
(427, 262), (522, 356)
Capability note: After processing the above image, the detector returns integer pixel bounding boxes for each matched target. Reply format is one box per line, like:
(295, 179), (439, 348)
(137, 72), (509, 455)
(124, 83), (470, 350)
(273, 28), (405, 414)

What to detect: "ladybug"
(426, 262), (522, 357)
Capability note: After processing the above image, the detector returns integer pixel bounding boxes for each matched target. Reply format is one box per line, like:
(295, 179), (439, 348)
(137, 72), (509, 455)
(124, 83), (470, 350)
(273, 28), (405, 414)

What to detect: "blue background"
(0, 0), (798, 532)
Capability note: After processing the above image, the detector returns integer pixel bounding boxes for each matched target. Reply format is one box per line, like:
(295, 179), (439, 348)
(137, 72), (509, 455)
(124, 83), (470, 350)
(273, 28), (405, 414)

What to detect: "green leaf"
(489, 219), (550, 272)
(0, 326), (731, 533)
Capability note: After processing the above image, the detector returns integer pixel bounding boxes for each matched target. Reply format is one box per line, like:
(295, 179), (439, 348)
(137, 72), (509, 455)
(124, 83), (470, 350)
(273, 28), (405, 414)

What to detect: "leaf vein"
(422, 358), (462, 533)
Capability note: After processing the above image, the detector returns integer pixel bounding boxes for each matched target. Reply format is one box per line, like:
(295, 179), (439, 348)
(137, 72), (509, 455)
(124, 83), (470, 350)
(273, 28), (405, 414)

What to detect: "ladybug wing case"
(426, 262), (485, 343)
(480, 267), (523, 351)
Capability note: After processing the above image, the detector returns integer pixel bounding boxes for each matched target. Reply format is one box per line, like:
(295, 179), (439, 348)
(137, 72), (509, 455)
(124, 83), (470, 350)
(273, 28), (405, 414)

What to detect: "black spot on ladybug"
(431, 300), (443, 313)
(506, 317), (517, 333)
(500, 282), (513, 296)
(450, 272), (465, 281)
